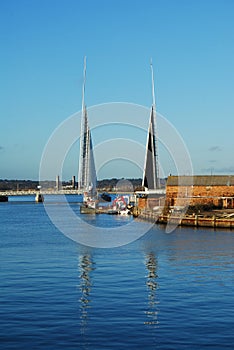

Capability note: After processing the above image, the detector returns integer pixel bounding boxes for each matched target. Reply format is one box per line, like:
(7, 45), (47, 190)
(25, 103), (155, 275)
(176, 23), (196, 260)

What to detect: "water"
(0, 196), (233, 349)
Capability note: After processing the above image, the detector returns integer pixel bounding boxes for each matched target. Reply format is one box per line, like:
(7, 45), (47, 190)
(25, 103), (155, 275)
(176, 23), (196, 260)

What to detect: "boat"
(100, 192), (112, 202)
(106, 195), (132, 215)
(80, 200), (96, 214)
(0, 195), (8, 202)
(80, 203), (96, 214)
(35, 193), (44, 203)
(80, 192), (97, 214)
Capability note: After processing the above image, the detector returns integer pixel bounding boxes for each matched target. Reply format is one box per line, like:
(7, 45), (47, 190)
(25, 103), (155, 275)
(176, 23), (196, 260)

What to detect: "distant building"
(166, 175), (234, 209)
(56, 175), (60, 191)
(72, 175), (76, 189)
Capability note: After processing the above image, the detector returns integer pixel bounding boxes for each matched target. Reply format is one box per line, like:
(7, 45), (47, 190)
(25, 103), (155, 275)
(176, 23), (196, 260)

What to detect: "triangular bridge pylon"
(78, 57), (97, 195)
(142, 60), (160, 190)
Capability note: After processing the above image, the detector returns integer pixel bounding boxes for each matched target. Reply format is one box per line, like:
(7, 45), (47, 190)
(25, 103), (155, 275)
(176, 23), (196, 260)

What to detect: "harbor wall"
(137, 210), (234, 229)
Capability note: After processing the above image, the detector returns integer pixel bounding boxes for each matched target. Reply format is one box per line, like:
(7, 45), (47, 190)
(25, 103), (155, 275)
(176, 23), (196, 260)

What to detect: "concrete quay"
(136, 209), (234, 229)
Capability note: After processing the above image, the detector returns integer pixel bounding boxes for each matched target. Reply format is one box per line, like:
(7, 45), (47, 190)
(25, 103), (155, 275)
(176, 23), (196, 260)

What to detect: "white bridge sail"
(78, 57), (97, 195)
(142, 60), (160, 190)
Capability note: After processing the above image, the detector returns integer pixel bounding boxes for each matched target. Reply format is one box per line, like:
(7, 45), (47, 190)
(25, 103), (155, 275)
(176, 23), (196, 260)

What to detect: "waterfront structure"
(78, 59), (160, 197)
(136, 61), (163, 210)
(72, 175), (76, 189)
(166, 175), (234, 209)
(56, 175), (60, 191)
(142, 61), (160, 191)
(78, 57), (97, 195)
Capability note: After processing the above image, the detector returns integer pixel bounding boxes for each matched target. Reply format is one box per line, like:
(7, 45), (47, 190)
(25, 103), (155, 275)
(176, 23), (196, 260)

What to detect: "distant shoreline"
(0, 178), (145, 192)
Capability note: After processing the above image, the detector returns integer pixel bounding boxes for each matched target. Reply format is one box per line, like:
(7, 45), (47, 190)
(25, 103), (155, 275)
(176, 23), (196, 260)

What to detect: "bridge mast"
(142, 59), (160, 190)
(78, 56), (88, 192)
(151, 59), (160, 189)
(78, 57), (97, 194)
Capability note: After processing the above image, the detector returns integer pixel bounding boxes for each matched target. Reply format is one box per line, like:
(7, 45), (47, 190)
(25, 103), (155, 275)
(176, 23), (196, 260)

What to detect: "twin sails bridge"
(1, 59), (162, 197)
(78, 57), (161, 196)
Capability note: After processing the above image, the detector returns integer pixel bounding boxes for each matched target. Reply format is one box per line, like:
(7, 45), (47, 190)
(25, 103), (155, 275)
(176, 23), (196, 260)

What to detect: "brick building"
(166, 175), (234, 209)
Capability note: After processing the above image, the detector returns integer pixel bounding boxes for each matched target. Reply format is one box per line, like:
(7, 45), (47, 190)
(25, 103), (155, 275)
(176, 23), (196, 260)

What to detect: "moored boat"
(80, 192), (97, 214)
(80, 203), (96, 214)
(100, 192), (112, 202)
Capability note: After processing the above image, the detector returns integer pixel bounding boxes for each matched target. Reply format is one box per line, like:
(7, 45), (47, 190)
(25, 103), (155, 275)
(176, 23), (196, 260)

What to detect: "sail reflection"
(144, 252), (159, 326)
(78, 253), (95, 335)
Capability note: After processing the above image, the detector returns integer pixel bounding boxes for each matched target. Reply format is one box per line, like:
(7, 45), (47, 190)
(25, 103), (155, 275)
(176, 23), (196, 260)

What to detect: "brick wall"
(138, 197), (165, 209)
(166, 185), (234, 208)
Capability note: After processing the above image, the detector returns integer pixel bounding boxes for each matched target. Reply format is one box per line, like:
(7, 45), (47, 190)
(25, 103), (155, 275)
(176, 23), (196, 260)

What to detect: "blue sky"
(0, 0), (234, 180)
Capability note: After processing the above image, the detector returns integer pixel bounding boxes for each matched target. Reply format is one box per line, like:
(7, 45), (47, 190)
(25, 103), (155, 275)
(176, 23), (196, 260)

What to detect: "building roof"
(167, 175), (234, 186)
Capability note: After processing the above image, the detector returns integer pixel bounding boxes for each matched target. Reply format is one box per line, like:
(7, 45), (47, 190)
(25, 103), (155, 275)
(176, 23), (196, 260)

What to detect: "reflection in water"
(78, 253), (95, 336)
(144, 252), (159, 326)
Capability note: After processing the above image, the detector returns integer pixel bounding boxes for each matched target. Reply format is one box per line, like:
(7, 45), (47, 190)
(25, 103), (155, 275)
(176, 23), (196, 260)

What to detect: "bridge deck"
(0, 190), (82, 196)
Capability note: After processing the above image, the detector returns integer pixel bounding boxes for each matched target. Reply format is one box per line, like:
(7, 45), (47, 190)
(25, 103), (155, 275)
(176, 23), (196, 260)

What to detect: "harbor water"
(0, 195), (233, 349)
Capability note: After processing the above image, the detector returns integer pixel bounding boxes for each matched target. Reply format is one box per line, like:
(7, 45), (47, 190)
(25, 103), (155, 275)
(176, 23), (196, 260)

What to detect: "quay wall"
(137, 210), (234, 229)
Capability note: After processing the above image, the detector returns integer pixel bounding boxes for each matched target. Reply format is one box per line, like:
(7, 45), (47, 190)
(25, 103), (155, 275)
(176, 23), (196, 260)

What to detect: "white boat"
(108, 196), (132, 215)
(80, 203), (96, 214)
(80, 191), (97, 214)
